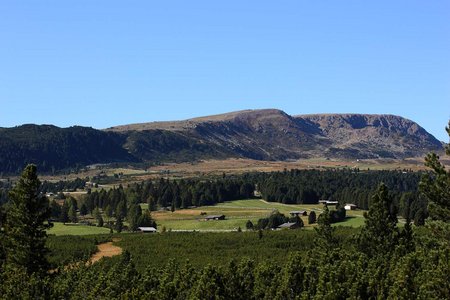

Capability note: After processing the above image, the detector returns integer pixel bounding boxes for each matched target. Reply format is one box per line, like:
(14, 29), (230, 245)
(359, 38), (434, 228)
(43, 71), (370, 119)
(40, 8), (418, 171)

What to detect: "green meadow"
(48, 222), (111, 236)
(144, 199), (367, 231)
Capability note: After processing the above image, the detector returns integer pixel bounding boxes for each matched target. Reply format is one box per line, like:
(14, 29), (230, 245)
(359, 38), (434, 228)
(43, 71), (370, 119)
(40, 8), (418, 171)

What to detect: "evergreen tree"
(147, 195), (157, 211)
(159, 188), (172, 208)
(315, 206), (336, 251)
(68, 196), (77, 210)
(115, 200), (127, 219)
(399, 192), (415, 219)
(138, 210), (157, 228)
(397, 218), (415, 255)
(97, 215), (104, 227)
(79, 203), (88, 216)
(50, 199), (61, 219)
(414, 208), (426, 226)
(68, 205), (78, 223)
(419, 121), (450, 222)
(245, 220), (254, 230)
(93, 206), (101, 219)
(357, 183), (399, 257)
(115, 215), (123, 233)
(308, 211), (317, 224)
(127, 204), (142, 232)
(104, 205), (113, 219)
(3, 164), (52, 275)
(59, 201), (69, 224)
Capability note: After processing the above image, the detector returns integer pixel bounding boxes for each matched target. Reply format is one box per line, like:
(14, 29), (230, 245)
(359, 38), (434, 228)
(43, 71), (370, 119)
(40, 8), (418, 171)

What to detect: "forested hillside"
(0, 125), (135, 173)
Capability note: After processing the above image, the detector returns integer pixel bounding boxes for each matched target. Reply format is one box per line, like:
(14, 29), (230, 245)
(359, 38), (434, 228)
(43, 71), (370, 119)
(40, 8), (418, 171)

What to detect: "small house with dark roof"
(278, 222), (301, 230)
(289, 210), (308, 217)
(204, 215), (225, 221)
(138, 227), (157, 233)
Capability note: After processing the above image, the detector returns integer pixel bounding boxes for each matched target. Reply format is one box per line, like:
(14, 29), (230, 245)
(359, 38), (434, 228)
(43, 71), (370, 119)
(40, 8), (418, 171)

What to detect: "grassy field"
(48, 222), (111, 236)
(144, 199), (367, 231)
(333, 216), (365, 227)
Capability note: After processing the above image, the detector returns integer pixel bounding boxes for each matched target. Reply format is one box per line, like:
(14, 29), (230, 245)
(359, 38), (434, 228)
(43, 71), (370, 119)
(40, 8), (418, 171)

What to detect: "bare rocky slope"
(295, 113), (444, 159)
(0, 109), (444, 173)
(109, 109), (444, 161)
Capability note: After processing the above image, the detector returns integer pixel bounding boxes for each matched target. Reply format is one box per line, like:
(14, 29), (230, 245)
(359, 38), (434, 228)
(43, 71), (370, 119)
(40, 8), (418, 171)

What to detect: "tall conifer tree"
(4, 164), (52, 274)
(357, 183), (398, 257)
(419, 121), (450, 222)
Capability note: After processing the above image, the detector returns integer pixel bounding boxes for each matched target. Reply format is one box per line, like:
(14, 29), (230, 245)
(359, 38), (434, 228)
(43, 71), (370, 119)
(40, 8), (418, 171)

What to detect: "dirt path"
(89, 238), (123, 264)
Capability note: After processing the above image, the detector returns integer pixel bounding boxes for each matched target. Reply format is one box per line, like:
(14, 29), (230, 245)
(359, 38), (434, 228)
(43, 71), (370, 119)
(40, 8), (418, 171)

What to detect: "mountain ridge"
(0, 109), (444, 173)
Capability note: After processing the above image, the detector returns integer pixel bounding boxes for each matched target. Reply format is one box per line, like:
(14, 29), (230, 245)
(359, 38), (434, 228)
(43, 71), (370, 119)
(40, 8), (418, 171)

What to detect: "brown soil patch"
(89, 240), (123, 264)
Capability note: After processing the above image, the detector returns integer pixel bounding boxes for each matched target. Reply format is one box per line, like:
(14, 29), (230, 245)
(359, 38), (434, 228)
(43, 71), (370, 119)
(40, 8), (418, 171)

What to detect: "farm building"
(204, 215), (226, 221)
(138, 227), (157, 233)
(290, 210), (308, 217)
(278, 222), (301, 230)
(344, 204), (357, 210)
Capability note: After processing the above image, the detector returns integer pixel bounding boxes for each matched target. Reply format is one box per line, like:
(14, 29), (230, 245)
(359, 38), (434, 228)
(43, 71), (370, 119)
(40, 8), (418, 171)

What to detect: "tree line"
(40, 178), (87, 193)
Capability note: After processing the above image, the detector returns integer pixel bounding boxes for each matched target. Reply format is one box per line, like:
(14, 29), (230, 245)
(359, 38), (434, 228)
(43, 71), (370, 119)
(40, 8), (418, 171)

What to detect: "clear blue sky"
(1, 1), (449, 141)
